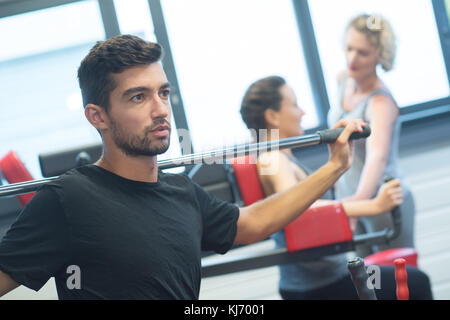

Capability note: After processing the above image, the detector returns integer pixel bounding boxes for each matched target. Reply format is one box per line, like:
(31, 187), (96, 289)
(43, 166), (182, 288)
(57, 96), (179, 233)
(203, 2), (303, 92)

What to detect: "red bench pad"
(285, 202), (353, 253)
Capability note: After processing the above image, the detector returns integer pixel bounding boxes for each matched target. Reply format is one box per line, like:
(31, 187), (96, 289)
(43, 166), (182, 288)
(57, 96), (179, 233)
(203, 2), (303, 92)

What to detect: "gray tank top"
(327, 77), (404, 199)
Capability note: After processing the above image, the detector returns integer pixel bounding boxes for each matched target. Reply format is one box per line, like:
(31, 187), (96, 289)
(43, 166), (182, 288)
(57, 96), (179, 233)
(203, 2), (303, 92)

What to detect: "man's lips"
(151, 125), (169, 132)
(150, 125), (170, 137)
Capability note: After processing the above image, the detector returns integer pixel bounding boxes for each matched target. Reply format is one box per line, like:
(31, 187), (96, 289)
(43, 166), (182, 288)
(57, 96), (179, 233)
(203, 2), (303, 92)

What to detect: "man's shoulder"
(50, 166), (90, 184)
(46, 166), (198, 194)
(159, 171), (193, 187)
(40, 165), (99, 196)
(48, 166), (193, 187)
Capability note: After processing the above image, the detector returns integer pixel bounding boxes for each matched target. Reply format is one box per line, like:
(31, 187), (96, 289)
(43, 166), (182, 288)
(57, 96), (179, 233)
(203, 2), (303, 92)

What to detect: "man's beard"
(109, 118), (171, 157)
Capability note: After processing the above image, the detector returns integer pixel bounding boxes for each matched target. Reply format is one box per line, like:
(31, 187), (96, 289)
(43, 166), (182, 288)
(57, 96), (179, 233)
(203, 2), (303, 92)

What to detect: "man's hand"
(327, 119), (366, 173)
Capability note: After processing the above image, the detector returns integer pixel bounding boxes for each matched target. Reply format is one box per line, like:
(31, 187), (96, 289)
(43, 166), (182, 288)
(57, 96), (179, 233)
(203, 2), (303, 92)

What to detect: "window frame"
(1, 0), (449, 146)
(298, 0), (450, 130)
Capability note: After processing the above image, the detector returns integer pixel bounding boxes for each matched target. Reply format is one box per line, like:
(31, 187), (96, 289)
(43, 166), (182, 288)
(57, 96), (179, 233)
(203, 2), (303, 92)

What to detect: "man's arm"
(234, 119), (364, 244)
(0, 270), (20, 297)
(0, 186), (70, 296)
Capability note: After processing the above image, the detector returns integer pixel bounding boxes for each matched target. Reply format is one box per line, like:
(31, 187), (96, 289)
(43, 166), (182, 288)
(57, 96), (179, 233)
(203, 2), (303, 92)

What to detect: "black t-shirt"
(0, 165), (239, 299)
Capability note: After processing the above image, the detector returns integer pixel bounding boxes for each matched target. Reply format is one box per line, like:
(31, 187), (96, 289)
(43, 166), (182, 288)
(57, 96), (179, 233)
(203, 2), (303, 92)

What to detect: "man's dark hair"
(240, 75), (286, 132)
(77, 34), (163, 112)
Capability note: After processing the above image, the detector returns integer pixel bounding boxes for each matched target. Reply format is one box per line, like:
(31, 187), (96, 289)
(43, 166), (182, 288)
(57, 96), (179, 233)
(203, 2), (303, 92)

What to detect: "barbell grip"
(317, 124), (371, 144)
(0, 125), (372, 197)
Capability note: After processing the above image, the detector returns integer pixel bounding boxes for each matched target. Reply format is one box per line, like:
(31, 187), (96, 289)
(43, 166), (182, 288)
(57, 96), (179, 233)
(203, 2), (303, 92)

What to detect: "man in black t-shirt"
(0, 35), (365, 299)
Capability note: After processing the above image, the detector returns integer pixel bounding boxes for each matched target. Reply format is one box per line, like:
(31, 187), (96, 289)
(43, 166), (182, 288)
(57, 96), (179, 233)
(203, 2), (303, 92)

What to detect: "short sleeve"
(192, 181), (239, 254)
(0, 186), (70, 291)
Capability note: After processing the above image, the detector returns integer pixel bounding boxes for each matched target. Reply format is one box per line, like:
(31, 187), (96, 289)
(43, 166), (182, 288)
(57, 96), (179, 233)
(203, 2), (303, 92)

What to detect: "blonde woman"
(328, 14), (415, 257)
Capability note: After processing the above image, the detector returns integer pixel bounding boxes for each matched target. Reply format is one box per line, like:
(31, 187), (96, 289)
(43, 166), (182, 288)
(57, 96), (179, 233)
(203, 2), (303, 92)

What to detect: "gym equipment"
(39, 143), (102, 177)
(348, 256), (411, 300)
(395, 258), (409, 300)
(0, 125), (371, 198)
(284, 202), (353, 253)
(199, 153), (417, 278)
(364, 247), (417, 267)
(0, 151), (35, 207)
(347, 257), (377, 300)
(230, 154), (409, 250)
(75, 151), (92, 167)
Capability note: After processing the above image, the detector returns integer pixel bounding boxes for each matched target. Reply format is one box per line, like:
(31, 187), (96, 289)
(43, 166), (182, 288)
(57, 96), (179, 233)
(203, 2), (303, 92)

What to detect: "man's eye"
(160, 89), (171, 99)
(131, 94), (144, 102)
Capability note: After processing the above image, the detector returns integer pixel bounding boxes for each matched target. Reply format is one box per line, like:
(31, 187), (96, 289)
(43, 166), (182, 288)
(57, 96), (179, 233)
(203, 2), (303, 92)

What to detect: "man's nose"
(299, 107), (305, 117)
(151, 97), (170, 119)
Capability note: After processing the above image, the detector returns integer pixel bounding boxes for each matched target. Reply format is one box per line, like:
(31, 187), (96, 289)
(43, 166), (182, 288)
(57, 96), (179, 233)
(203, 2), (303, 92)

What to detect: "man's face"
(105, 63), (172, 157)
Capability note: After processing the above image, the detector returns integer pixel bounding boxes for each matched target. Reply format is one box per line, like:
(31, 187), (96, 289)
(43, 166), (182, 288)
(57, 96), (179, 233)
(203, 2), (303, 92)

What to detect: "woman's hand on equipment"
(374, 178), (403, 213)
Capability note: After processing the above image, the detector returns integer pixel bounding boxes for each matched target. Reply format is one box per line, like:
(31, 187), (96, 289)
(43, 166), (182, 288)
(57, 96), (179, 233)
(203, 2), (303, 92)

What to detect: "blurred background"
(0, 0), (449, 299)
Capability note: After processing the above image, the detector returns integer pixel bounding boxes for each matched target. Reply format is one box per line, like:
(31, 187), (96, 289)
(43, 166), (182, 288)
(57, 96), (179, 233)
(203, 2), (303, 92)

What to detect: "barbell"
(0, 125), (371, 198)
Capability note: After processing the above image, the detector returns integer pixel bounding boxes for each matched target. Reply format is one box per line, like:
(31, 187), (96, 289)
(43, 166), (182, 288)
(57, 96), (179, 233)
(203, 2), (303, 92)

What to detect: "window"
(0, 0), (104, 179)
(447, 0), (450, 20)
(309, 0), (450, 112)
(114, 0), (182, 168)
(114, 0), (156, 41)
(161, 0), (318, 152)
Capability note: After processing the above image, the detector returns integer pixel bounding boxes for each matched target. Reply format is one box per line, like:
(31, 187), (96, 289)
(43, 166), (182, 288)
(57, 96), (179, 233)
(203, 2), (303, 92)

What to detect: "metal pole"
(0, 125), (370, 197)
(0, 134), (319, 198)
(158, 133), (320, 170)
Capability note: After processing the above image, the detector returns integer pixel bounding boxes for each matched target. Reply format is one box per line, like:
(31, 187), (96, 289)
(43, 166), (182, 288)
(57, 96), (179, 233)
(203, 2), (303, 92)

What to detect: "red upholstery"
(0, 151), (35, 207)
(285, 202), (353, 252)
(230, 155), (418, 264)
(231, 155), (353, 252)
(230, 155), (265, 206)
(364, 248), (418, 267)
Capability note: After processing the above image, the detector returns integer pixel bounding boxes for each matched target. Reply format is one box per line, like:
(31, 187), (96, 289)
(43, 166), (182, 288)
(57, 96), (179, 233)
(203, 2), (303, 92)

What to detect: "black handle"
(317, 124), (371, 144)
(75, 152), (92, 167)
(384, 176), (402, 241)
(347, 257), (378, 300)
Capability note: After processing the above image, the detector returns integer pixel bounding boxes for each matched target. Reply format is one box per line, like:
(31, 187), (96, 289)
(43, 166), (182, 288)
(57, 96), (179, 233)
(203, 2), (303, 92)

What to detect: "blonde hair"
(345, 14), (397, 72)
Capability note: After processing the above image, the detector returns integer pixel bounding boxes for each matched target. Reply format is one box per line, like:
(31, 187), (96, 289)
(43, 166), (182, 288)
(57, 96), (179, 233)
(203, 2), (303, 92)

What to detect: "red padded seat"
(364, 248), (418, 267)
(231, 155), (353, 252)
(0, 151), (35, 207)
(230, 154), (418, 265)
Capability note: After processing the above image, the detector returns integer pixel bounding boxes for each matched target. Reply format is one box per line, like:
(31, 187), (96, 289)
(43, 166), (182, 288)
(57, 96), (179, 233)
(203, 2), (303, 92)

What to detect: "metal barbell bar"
(0, 125), (370, 198)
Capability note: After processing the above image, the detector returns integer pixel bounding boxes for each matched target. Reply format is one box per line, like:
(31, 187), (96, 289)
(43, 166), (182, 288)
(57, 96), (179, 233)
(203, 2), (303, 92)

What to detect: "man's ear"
(84, 104), (109, 131)
(263, 108), (280, 129)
